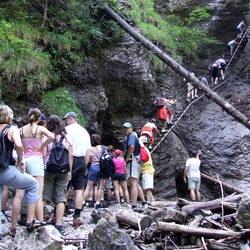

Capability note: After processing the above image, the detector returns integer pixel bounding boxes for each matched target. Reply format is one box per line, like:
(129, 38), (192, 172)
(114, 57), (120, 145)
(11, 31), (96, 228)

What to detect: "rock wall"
(5, 0), (250, 200)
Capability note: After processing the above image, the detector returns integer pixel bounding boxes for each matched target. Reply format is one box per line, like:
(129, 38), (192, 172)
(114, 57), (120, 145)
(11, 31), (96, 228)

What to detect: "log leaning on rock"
(181, 193), (246, 215)
(156, 222), (239, 239)
(201, 173), (246, 194)
(116, 210), (151, 230)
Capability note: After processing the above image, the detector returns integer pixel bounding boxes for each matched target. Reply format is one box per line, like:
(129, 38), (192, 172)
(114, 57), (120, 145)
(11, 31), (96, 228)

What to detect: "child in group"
(139, 136), (155, 205)
(111, 149), (129, 204)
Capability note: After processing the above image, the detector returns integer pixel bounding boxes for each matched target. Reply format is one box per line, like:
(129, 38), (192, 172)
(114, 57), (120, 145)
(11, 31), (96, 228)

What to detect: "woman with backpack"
(12, 108), (54, 231)
(0, 105), (39, 237)
(42, 115), (73, 234)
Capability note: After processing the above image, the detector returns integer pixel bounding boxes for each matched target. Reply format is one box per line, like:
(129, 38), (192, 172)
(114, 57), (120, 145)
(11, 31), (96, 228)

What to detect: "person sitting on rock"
(140, 119), (161, 149)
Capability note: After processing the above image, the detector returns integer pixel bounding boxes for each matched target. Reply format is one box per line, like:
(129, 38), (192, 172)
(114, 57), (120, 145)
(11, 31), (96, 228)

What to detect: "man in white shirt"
(183, 150), (202, 201)
(63, 112), (91, 227)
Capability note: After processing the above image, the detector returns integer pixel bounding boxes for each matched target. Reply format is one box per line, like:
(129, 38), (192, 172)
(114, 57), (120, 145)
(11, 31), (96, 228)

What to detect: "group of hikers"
(0, 106), (156, 237)
(208, 20), (248, 86)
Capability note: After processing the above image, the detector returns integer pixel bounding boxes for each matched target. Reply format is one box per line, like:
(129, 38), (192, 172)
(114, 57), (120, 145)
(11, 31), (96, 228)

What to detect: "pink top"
(44, 134), (72, 164)
(22, 137), (43, 157)
(113, 157), (125, 174)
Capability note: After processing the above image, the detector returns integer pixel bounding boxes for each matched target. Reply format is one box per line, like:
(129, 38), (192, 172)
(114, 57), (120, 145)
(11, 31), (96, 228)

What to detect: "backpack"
(99, 145), (116, 178)
(0, 125), (12, 169)
(46, 136), (70, 173)
(139, 145), (149, 163)
(155, 97), (165, 108)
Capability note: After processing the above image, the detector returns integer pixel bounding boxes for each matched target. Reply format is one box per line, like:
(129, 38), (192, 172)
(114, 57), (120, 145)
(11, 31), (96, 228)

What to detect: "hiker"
(62, 111), (91, 227)
(211, 62), (220, 84)
(236, 20), (248, 37)
(198, 76), (209, 87)
(111, 149), (129, 204)
(0, 105), (39, 237)
(183, 150), (202, 202)
(184, 72), (197, 102)
(165, 97), (177, 125)
(139, 136), (155, 205)
(105, 145), (114, 205)
(216, 56), (228, 80)
(123, 122), (147, 209)
(227, 39), (240, 56)
(140, 119), (161, 149)
(42, 115), (73, 235)
(13, 108), (54, 229)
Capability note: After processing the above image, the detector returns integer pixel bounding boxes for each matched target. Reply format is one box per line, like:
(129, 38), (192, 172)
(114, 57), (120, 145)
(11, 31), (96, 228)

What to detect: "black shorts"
(67, 156), (86, 190)
(111, 172), (126, 182)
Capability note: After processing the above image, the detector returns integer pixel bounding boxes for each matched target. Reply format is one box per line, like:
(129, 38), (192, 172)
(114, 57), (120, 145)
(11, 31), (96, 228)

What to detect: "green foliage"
(41, 87), (86, 127)
(92, 96), (100, 105)
(151, 54), (164, 73)
(127, 0), (216, 59)
(0, 0), (123, 93)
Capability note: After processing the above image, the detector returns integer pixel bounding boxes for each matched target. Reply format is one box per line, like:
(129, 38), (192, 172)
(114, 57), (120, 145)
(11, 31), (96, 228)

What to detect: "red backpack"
(140, 146), (149, 163)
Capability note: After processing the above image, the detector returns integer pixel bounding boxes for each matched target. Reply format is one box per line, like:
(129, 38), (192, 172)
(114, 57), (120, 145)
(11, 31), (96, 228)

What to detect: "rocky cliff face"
(5, 0), (250, 200)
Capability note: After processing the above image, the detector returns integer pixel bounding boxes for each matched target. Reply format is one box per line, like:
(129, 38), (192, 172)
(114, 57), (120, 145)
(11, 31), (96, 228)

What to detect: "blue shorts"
(88, 164), (100, 182)
(111, 172), (126, 182)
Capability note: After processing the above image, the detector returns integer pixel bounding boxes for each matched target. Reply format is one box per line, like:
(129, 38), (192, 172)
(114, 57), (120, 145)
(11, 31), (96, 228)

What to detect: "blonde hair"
(28, 108), (41, 124)
(0, 105), (14, 124)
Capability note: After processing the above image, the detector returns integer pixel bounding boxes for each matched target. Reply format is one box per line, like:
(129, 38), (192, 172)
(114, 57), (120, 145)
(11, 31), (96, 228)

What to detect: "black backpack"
(99, 145), (116, 178)
(46, 136), (70, 173)
(0, 125), (12, 169)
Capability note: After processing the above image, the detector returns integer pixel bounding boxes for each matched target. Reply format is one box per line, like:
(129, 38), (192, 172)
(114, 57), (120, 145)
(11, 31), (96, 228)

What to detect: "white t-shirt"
(143, 122), (157, 129)
(66, 123), (91, 157)
(185, 157), (201, 178)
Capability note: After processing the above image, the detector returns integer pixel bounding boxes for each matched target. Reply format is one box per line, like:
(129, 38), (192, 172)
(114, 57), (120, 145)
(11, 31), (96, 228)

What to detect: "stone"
(87, 218), (139, 250)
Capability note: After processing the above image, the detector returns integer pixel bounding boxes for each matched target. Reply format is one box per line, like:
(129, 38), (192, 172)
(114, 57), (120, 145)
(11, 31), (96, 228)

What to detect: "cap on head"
(139, 136), (149, 144)
(114, 149), (122, 156)
(63, 112), (78, 120)
(40, 114), (47, 121)
(151, 118), (156, 123)
(123, 122), (132, 128)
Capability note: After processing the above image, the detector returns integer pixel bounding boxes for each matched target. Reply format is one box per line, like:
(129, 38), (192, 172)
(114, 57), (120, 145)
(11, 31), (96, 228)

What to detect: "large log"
(156, 222), (239, 239)
(103, 6), (250, 131)
(201, 173), (246, 194)
(116, 210), (151, 230)
(182, 193), (246, 215)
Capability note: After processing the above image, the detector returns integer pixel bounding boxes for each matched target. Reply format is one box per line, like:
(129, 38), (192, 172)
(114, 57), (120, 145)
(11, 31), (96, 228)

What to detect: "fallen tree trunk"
(103, 6), (250, 130)
(201, 173), (246, 194)
(156, 221), (239, 239)
(116, 210), (151, 229)
(182, 193), (246, 215)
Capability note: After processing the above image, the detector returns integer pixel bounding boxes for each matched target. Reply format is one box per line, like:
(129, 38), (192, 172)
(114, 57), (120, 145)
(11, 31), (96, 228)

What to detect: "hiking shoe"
(120, 196), (125, 203)
(73, 215), (83, 228)
(55, 224), (66, 236)
(148, 145), (153, 149)
(64, 206), (74, 216)
(87, 200), (95, 208)
(95, 203), (104, 209)
(195, 95), (198, 98)
(18, 214), (27, 226)
(186, 98), (190, 102)
(161, 129), (167, 133)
